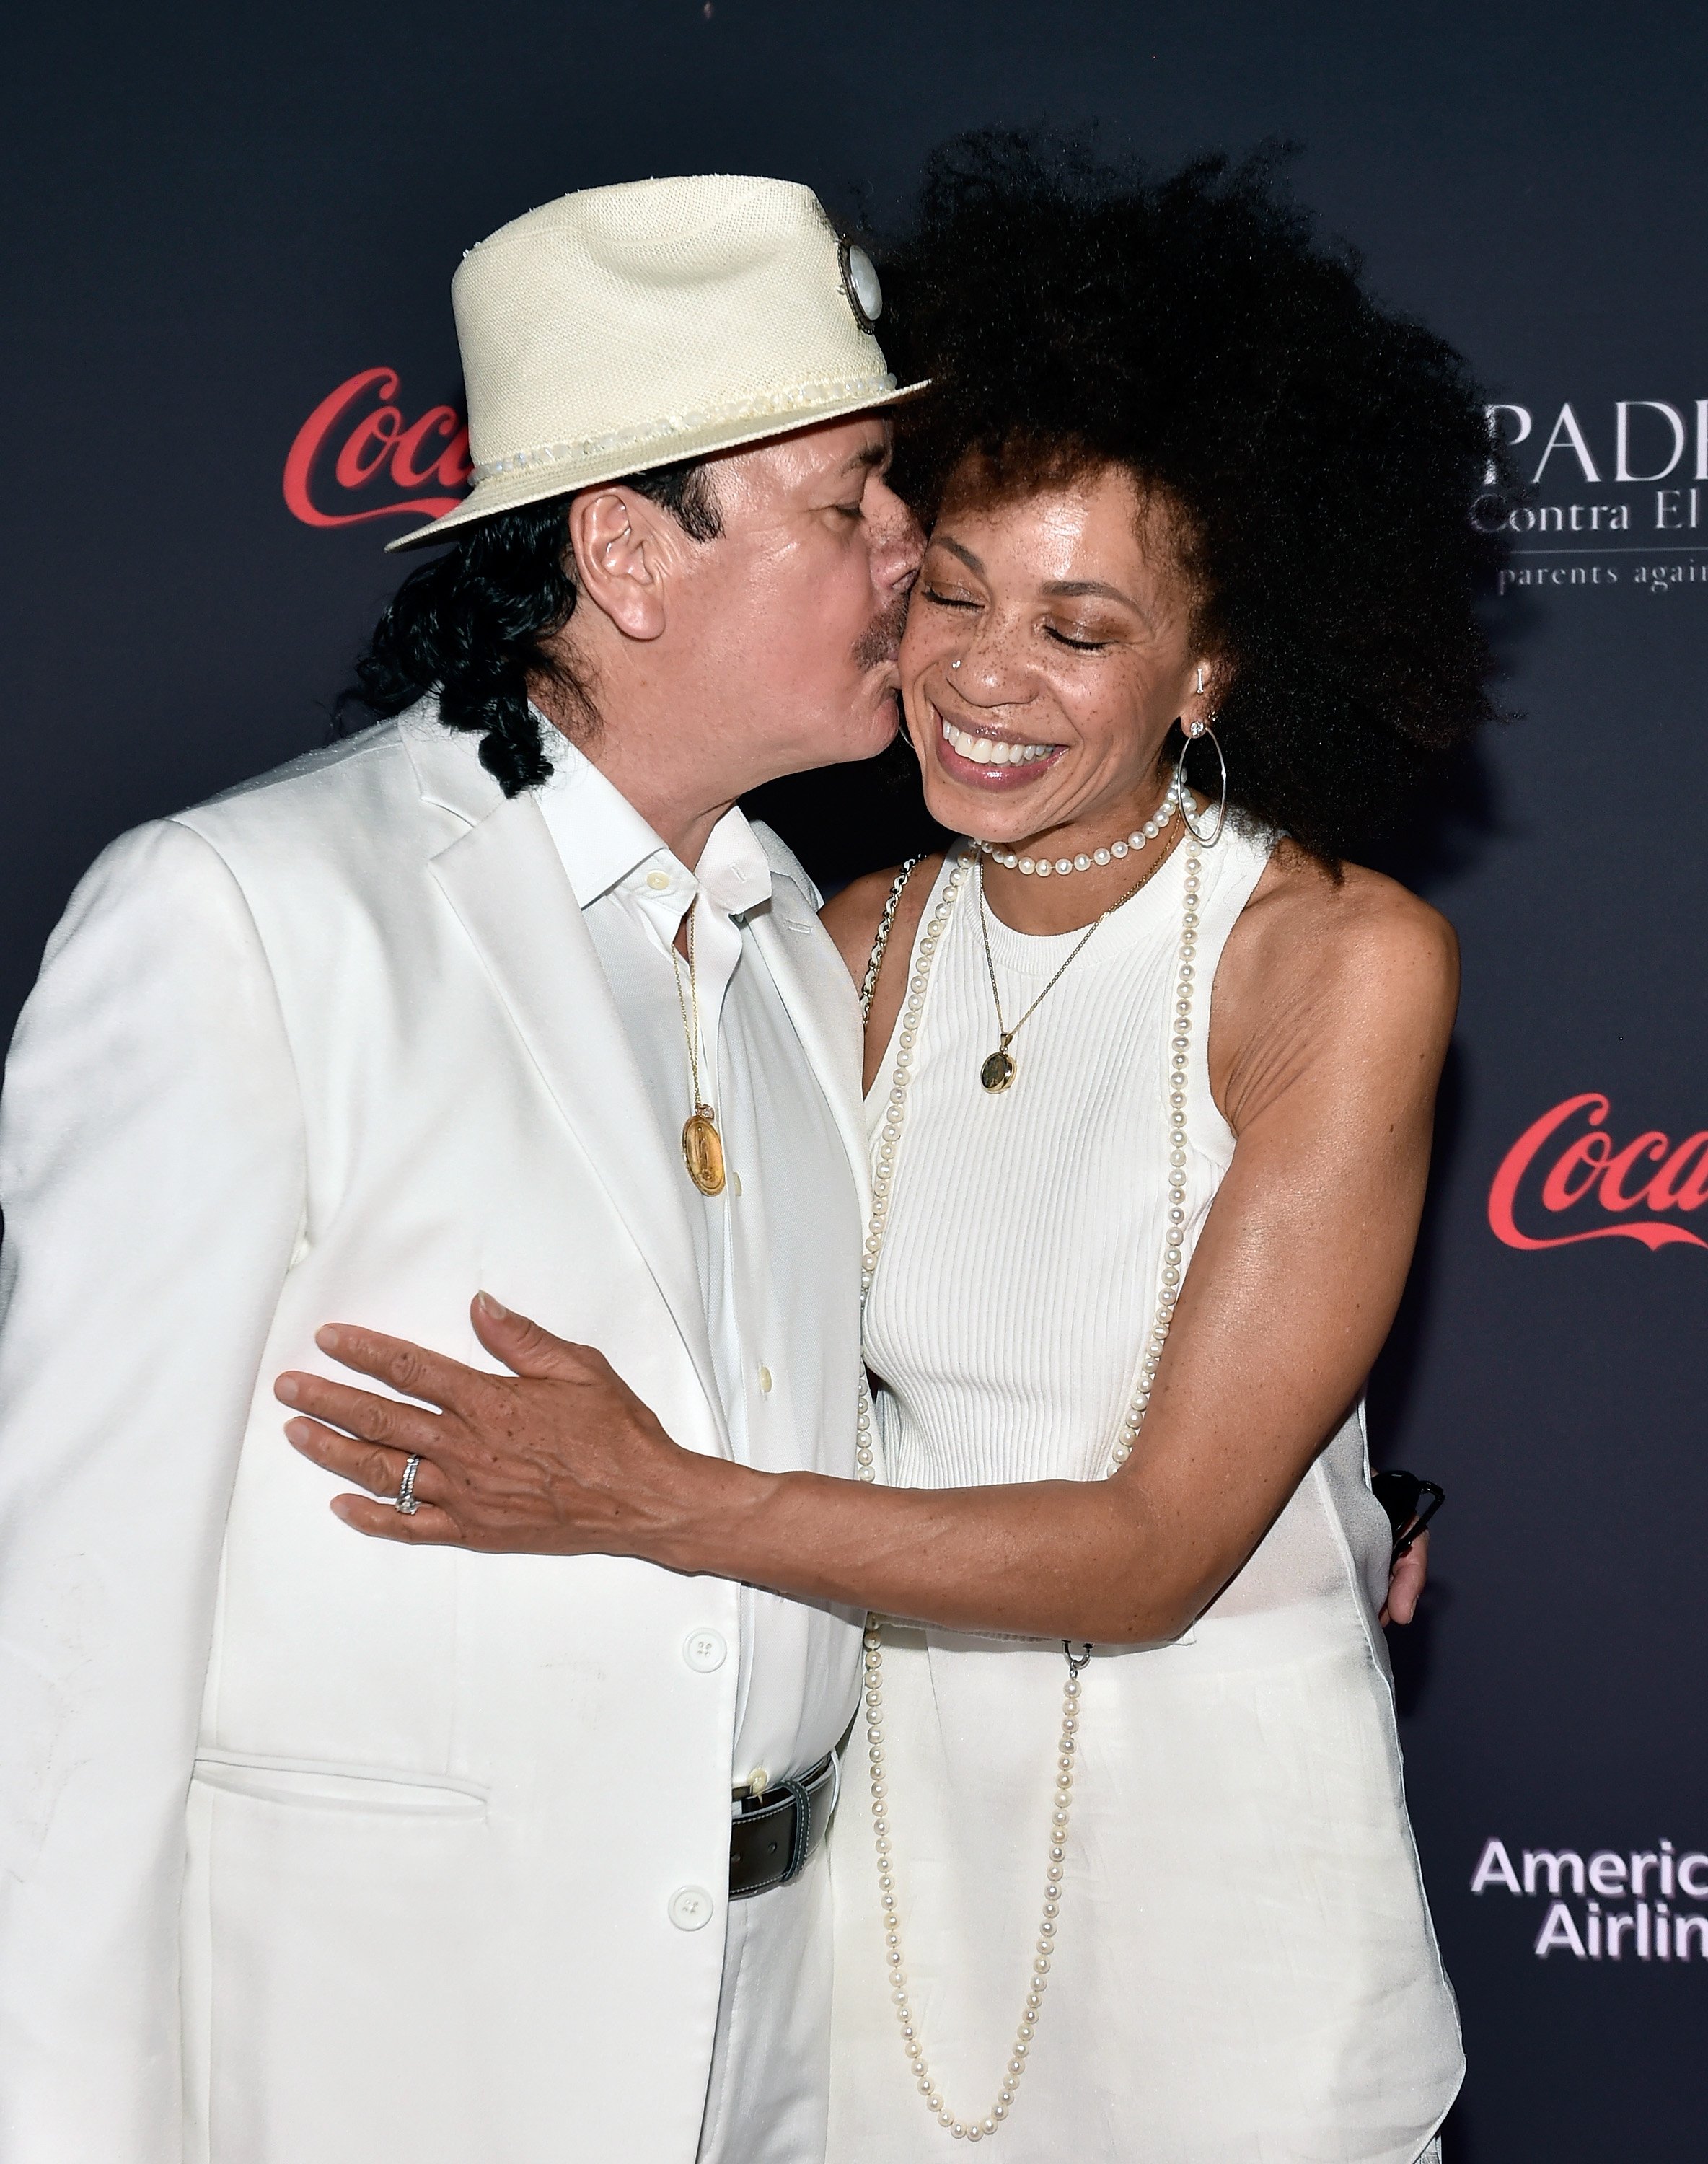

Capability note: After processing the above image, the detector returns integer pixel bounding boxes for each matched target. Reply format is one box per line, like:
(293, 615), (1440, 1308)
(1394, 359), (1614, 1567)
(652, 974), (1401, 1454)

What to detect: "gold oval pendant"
(980, 1050), (1016, 1094)
(682, 1112), (726, 1195)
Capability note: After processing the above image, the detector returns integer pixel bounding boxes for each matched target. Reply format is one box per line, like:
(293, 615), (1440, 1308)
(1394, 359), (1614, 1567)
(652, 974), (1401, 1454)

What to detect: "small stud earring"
(1194, 664), (1206, 696)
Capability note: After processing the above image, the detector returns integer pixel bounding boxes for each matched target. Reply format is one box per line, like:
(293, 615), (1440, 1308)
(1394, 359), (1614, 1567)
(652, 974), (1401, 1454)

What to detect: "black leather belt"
(728, 1752), (837, 1900)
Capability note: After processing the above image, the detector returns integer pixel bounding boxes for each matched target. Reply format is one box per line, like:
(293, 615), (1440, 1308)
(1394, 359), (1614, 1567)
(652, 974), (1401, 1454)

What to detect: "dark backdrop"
(6, 4), (1706, 2155)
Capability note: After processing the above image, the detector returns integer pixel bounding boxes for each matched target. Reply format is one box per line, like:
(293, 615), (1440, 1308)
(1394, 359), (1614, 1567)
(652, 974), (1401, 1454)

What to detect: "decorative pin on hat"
(838, 239), (884, 333)
(389, 175), (927, 551)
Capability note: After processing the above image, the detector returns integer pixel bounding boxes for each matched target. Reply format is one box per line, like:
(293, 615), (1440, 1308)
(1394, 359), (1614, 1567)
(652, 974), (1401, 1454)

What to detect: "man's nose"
(873, 487), (925, 588)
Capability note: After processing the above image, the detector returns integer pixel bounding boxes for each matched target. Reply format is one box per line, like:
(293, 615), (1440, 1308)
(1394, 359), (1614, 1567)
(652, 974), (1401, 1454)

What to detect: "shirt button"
(646, 870), (672, 892)
(730, 1171), (743, 1197)
(757, 1365), (773, 1395)
(669, 1885), (715, 1931)
(682, 1628), (726, 1673)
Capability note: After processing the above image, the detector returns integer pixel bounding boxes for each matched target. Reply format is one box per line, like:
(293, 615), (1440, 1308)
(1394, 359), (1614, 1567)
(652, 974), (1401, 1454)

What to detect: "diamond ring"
(395, 1454), (423, 1516)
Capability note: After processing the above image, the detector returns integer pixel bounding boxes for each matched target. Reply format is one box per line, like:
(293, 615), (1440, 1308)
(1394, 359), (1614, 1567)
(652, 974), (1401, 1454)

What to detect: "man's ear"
(566, 487), (676, 642)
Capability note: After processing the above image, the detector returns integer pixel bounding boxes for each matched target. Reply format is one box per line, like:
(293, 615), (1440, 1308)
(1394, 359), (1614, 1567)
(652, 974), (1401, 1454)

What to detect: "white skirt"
(827, 1596), (1461, 2164)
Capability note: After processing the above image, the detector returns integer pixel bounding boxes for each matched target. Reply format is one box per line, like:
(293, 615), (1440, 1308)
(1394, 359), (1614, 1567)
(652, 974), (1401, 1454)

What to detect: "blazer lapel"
(405, 714), (728, 1449)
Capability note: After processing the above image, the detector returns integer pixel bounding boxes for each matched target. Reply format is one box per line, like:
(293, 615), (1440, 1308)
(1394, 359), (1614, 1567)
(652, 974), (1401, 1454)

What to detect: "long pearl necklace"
(854, 831), (1206, 2142)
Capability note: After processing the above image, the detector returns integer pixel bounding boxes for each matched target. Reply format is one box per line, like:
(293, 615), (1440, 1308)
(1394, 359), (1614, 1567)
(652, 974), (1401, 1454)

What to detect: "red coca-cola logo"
(283, 367), (470, 529)
(1489, 1093), (1708, 1252)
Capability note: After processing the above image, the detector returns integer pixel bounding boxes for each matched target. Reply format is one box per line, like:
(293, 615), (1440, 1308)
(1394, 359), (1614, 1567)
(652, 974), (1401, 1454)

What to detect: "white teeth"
(939, 717), (1054, 767)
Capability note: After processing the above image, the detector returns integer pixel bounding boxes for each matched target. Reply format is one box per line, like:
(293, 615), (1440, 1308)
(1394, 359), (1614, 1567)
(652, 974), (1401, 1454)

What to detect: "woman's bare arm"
(280, 858), (1456, 1645)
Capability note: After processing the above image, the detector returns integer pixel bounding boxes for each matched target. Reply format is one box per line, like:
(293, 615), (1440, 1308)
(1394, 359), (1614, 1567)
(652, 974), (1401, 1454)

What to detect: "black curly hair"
(339, 456), (723, 795)
(879, 135), (1511, 860)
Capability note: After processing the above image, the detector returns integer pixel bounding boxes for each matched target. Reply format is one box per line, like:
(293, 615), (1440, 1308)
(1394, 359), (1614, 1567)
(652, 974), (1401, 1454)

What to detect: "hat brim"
(384, 377), (932, 553)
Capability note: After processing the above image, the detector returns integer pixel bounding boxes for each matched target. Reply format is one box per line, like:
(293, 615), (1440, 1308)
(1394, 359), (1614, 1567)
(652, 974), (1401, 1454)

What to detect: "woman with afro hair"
(811, 138), (1485, 2160)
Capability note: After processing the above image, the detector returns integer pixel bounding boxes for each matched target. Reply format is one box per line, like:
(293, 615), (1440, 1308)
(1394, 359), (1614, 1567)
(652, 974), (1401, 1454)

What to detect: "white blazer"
(0, 703), (871, 2164)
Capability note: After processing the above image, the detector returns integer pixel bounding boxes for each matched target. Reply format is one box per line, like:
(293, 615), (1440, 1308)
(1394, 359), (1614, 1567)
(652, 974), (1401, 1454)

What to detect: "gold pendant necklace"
(670, 899), (726, 1195)
(980, 1041), (1018, 1094)
(681, 1107), (726, 1196)
(976, 800), (1181, 1094)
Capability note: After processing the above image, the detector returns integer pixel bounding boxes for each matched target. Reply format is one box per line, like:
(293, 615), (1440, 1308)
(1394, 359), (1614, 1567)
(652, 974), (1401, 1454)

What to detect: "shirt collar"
(533, 729), (772, 921)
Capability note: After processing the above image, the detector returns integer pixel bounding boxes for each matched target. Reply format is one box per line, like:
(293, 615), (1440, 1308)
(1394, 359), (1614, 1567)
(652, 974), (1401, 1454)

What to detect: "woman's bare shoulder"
(1211, 841), (1460, 1118)
(1240, 843), (1458, 1000)
(819, 856), (946, 988)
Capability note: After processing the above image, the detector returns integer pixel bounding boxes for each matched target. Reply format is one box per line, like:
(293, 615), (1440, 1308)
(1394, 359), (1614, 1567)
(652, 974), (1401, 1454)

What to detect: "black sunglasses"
(1371, 1469), (1445, 1563)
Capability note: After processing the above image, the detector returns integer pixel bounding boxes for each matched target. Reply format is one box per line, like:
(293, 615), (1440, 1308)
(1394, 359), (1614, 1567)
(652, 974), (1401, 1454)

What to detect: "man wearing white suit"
(0, 177), (924, 2163)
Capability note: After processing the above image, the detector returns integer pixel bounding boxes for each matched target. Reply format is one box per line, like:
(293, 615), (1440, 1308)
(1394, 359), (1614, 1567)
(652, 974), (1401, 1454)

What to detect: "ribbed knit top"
(863, 822), (1272, 1493)
(836, 819), (1463, 2164)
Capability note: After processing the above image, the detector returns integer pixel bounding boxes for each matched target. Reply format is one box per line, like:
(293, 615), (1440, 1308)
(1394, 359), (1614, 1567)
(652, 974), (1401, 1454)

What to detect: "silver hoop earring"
(1176, 718), (1228, 846)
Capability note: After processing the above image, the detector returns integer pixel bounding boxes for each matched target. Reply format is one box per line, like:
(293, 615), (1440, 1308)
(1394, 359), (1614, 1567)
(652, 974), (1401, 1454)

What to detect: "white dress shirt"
(533, 736), (860, 1791)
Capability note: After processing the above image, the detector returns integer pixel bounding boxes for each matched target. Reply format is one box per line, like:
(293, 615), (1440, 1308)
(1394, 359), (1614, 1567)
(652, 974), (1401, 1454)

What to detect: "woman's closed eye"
(920, 585), (980, 610)
(1044, 625), (1109, 651)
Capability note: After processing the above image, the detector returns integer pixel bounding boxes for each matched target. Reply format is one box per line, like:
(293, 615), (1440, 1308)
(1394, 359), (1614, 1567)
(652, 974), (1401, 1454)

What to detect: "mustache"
(852, 592), (910, 672)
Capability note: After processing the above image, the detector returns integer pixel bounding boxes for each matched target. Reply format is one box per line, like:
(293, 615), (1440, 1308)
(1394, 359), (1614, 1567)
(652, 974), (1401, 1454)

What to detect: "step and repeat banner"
(6, 4), (1704, 2157)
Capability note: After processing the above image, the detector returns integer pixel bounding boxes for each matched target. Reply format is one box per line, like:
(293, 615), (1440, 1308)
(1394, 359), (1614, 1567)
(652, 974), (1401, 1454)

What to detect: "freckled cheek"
(1068, 710), (1132, 777)
(1068, 670), (1163, 773)
(897, 607), (951, 683)
(897, 651), (948, 742)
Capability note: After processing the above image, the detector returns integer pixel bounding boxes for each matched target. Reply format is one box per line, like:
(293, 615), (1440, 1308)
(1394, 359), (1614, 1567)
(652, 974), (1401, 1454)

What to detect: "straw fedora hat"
(389, 174), (927, 551)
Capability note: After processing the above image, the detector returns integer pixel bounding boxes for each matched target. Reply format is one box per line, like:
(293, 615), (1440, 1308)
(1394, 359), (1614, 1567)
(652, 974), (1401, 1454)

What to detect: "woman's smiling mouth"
(933, 705), (1066, 783)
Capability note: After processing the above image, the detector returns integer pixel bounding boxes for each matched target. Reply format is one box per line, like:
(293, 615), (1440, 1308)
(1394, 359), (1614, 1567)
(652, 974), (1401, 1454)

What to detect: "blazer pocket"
(192, 1751), (488, 1819)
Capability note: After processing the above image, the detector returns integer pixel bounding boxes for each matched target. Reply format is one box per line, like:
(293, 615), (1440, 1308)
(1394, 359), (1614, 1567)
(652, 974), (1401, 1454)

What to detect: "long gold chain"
(669, 898), (707, 1104)
(854, 821), (1205, 2142)
(669, 898), (727, 1196)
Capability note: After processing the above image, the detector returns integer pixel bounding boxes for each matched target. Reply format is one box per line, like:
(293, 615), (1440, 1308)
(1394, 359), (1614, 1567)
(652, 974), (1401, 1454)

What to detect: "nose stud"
(950, 657), (961, 669)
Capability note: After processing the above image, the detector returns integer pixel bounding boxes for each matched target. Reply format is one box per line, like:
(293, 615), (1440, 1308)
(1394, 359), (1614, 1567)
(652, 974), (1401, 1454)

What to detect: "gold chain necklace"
(975, 874), (1111, 1095)
(853, 818), (1205, 2142)
(974, 786), (1184, 1093)
(669, 898), (726, 1196)
(974, 805), (1168, 1091)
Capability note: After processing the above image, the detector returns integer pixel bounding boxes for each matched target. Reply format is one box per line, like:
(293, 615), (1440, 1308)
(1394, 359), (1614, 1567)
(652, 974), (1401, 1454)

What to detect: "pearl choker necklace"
(975, 777), (1189, 879)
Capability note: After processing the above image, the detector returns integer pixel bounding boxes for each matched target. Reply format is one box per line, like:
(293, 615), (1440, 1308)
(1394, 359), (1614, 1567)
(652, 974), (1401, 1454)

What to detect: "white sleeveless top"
(827, 826), (1462, 2164)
